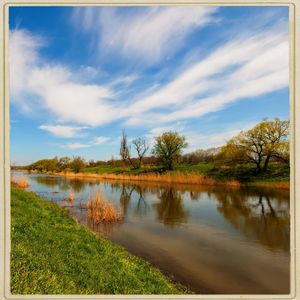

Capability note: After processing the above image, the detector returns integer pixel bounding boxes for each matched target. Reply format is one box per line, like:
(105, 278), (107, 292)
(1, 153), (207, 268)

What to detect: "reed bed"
(11, 177), (29, 189)
(87, 190), (122, 224)
(56, 171), (241, 187)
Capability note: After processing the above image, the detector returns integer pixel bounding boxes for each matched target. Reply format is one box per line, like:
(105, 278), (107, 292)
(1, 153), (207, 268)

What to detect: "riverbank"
(11, 186), (189, 294)
(41, 167), (289, 190)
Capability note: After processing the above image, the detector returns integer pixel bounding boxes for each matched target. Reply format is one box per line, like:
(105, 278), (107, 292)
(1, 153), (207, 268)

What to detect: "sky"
(9, 5), (290, 165)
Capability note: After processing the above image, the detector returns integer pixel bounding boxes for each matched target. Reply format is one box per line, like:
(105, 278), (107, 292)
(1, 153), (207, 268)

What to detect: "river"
(12, 171), (290, 294)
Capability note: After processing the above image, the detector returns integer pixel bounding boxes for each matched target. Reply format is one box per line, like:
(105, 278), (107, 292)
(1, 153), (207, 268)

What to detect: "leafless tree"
(132, 137), (149, 168)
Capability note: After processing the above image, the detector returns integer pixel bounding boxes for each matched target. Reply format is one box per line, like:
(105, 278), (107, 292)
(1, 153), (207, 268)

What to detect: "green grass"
(82, 162), (289, 184)
(11, 186), (190, 295)
(206, 162), (290, 183)
(82, 164), (165, 176)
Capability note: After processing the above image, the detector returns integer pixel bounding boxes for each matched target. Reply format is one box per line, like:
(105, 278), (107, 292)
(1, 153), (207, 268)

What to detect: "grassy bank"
(58, 162), (289, 189)
(11, 186), (189, 294)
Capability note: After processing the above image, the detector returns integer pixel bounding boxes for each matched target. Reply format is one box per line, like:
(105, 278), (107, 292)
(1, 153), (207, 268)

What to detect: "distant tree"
(184, 147), (220, 164)
(70, 156), (86, 173)
(132, 137), (149, 168)
(58, 156), (71, 171)
(119, 130), (130, 164)
(152, 131), (188, 170)
(218, 118), (289, 172)
(119, 130), (136, 168)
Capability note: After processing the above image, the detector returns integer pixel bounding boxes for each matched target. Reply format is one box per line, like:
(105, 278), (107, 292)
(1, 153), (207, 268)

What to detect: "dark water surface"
(13, 172), (290, 294)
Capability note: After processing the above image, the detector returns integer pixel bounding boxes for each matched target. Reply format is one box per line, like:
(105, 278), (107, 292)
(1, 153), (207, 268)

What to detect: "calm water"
(13, 171), (290, 294)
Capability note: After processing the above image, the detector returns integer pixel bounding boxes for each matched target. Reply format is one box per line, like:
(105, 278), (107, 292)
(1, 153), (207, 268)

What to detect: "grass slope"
(11, 186), (189, 295)
(82, 162), (289, 184)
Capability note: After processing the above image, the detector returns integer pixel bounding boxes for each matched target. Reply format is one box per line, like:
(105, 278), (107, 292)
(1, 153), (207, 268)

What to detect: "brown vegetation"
(11, 177), (29, 189)
(54, 171), (241, 187)
(87, 190), (122, 224)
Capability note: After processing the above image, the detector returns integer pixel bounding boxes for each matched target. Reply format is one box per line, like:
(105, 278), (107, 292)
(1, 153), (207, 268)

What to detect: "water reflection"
(32, 175), (61, 189)
(119, 184), (135, 216)
(25, 174), (290, 253)
(154, 188), (188, 226)
(15, 172), (290, 294)
(133, 185), (149, 218)
(215, 189), (289, 252)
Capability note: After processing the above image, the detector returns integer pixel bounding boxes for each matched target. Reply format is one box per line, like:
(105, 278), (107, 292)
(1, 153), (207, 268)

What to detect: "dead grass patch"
(87, 190), (122, 224)
(56, 171), (240, 187)
(11, 177), (29, 189)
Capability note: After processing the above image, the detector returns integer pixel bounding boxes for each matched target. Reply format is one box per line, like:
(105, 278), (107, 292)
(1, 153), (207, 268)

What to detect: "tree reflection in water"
(133, 185), (149, 217)
(214, 188), (289, 252)
(154, 187), (188, 226)
(68, 179), (86, 193)
(29, 174), (290, 253)
(119, 184), (135, 216)
(31, 175), (61, 189)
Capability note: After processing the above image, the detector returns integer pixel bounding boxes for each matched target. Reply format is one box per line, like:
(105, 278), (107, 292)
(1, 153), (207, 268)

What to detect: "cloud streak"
(10, 9), (289, 139)
(73, 6), (219, 64)
(63, 136), (111, 149)
(39, 124), (88, 138)
(125, 26), (288, 126)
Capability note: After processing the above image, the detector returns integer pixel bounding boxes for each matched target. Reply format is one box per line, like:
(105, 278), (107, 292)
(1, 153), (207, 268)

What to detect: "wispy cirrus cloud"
(64, 142), (90, 149)
(63, 136), (111, 149)
(10, 8), (289, 146)
(93, 136), (111, 145)
(39, 124), (88, 138)
(72, 6), (219, 64)
(125, 25), (288, 126)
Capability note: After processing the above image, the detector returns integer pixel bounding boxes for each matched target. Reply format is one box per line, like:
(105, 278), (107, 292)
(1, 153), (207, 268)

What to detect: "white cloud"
(73, 6), (219, 64)
(10, 13), (289, 132)
(9, 29), (123, 126)
(62, 135), (111, 149)
(110, 75), (139, 87)
(64, 142), (90, 149)
(125, 25), (289, 126)
(39, 124), (88, 138)
(92, 136), (110, 145)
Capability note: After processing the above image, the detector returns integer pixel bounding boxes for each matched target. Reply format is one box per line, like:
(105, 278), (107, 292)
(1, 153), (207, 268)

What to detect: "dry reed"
(87, 190), (122, 224)
(55, 171), (241, 187)
(11, 177), (29, 189)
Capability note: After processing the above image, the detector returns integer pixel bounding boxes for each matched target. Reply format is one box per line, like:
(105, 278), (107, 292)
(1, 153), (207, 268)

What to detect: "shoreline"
(24, 169), (290, 190)
(11, 185), (190, 294)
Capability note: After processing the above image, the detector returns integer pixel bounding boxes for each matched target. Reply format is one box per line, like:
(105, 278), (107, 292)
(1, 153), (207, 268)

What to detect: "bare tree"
(119, 130), (135, 167)
(119, 130), (130, 165)
(132, 138), (149, 168)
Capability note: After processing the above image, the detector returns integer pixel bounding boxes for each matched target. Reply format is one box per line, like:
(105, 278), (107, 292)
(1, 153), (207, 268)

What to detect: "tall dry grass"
(11, 177), (29, 189)
(87, 190), (122, 224)
(57, 171), (241, 187)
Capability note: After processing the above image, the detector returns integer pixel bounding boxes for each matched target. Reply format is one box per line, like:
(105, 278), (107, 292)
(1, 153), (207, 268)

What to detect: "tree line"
(22, 118), (289, 174)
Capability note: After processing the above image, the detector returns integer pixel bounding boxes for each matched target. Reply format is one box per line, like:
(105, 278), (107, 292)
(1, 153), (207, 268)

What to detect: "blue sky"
(9, 6), (289, 165)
